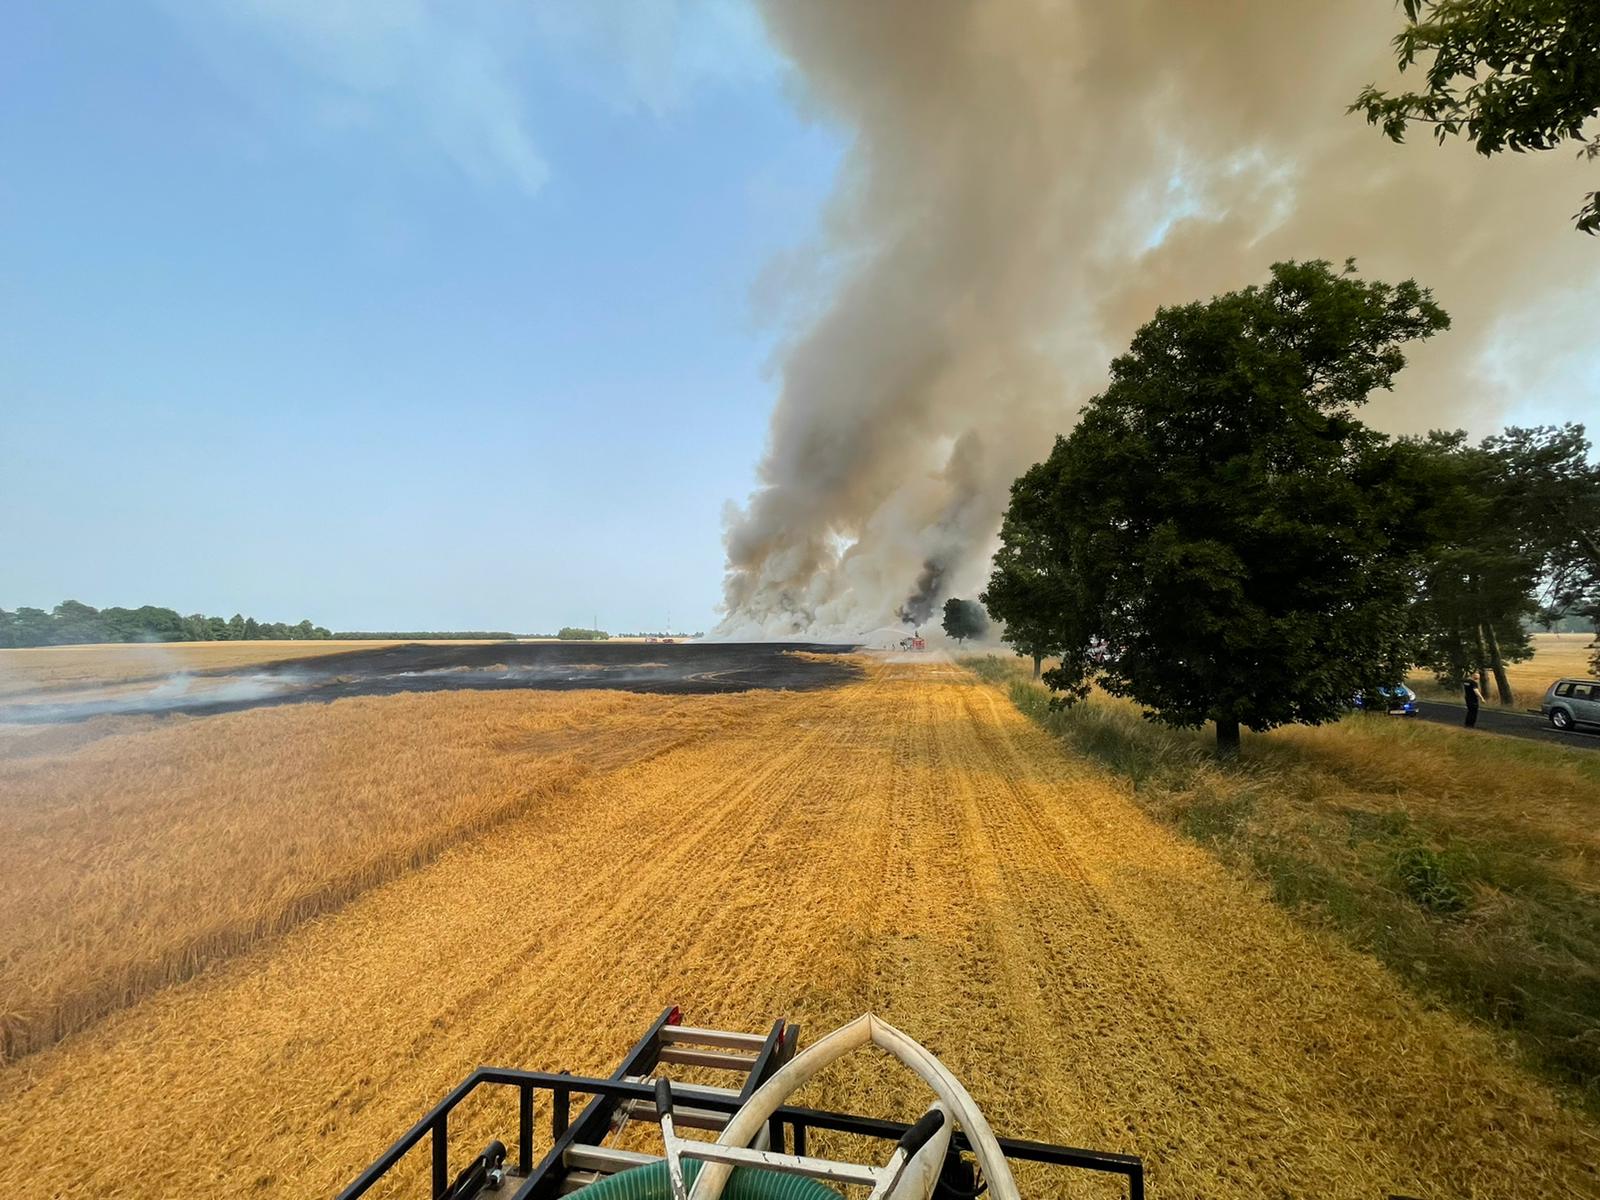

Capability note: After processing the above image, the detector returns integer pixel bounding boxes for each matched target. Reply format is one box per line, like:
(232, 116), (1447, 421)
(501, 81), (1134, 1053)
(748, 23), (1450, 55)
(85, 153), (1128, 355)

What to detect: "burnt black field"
(1, 641), (862, 724)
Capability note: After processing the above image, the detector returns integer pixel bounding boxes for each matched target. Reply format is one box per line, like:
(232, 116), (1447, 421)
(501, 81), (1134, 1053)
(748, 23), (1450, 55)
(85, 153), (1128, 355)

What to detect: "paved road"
(1412, 698), (1600, 752)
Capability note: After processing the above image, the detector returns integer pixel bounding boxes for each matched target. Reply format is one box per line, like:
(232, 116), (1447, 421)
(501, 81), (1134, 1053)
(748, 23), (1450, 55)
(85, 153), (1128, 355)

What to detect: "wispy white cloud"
(163, 0), (547, 194)
(530, 0), (774, 116)
(163, 0), (774, 197)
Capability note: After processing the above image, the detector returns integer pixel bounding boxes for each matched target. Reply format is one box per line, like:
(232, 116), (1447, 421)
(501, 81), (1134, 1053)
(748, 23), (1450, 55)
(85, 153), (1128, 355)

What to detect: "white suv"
(1542, 678), (1600, 732)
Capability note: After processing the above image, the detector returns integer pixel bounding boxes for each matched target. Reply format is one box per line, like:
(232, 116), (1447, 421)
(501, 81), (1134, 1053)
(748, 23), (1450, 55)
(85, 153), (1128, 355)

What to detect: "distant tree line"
(0, 600), (332, 648)
(556, 627), (610, 641)
(980, 260), (1600, 751)
(1541, 610), (1596, 634)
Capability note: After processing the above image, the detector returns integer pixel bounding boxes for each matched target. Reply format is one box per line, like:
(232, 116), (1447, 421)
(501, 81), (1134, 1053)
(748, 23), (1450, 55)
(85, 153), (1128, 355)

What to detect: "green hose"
(572, 1159), (840, 1200)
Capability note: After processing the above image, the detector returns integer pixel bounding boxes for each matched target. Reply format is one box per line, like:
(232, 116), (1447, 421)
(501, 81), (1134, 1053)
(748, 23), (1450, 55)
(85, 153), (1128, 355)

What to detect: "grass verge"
(966, 653), (1600, 1112)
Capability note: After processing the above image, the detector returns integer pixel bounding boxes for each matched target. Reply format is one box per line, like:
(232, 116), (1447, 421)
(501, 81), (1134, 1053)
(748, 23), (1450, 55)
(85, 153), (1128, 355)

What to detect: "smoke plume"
(897, 561), (945, 628)
(715, 1), (1597, 640)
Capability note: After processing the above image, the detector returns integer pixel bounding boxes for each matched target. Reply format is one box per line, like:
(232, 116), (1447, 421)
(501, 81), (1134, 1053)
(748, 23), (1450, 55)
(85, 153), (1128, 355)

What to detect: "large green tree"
(1352, 0), (1600, 234)
(995, 260), (1449, 752)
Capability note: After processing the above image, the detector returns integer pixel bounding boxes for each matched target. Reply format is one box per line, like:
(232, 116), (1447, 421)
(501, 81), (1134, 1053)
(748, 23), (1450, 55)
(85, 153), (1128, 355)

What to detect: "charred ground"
(0, 641), (861, 723)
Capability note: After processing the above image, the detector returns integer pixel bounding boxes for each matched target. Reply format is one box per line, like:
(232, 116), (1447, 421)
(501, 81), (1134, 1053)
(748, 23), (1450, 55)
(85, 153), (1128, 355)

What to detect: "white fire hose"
(656, 1013), (1020, 1200)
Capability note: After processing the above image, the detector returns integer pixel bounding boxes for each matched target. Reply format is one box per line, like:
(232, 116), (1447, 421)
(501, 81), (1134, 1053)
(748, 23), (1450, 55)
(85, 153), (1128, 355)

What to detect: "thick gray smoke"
(716, 1), (1597, 640)
(897, 561), (945, 628)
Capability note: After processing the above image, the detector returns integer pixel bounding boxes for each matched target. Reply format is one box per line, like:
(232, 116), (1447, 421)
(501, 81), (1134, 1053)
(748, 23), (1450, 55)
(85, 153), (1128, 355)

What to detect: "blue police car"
(1353, 683), (1419, 716)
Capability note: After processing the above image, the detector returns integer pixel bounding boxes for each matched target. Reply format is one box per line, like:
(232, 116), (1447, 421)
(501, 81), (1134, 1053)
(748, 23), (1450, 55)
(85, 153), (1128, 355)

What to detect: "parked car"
(1541, 677), (1600, 732)
(1353, 683), (1418, 716)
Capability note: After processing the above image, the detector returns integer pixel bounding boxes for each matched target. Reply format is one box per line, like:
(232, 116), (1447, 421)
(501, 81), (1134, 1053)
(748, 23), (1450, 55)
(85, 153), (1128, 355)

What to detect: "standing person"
(1463, 677), (1480, 728)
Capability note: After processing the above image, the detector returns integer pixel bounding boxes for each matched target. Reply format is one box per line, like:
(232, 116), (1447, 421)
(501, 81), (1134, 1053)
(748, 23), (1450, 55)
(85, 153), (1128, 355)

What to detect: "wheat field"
(1504, 632), (1597, 696)
(2, 657), (1596, 1198)
(1407, 631), (1597, 702)
(0, 687), (734, 1062)
(0, 640), (417, 701)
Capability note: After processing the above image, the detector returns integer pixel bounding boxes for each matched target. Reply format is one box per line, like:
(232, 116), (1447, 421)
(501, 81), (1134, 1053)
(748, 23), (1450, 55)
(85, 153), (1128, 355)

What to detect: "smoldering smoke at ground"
(714, 0), (1597, 640)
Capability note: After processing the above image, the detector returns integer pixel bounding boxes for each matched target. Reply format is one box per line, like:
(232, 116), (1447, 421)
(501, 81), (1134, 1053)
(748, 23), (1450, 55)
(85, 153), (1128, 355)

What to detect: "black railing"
(339, 1069), (1145, 1200)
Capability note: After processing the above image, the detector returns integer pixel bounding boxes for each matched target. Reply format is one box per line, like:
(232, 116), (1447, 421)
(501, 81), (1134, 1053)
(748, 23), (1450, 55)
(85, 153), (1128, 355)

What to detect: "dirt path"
(3, 659), (1595, 1198)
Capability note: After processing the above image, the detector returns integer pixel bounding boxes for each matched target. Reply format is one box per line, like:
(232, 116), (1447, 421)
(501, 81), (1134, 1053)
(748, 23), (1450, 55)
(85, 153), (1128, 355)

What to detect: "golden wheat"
(1, 660), (1595, 1198)
(1505, 632), (1597, 695)
(0, 688), (722, 1061)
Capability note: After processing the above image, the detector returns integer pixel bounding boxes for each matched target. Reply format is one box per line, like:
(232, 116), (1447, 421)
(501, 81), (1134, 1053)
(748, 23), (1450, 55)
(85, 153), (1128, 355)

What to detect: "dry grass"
(971, 654), (1600, 1112)
(0, 689), (712, 1062)
(1409, 631), (1598, 703)
(2, 660), (1597, 1198)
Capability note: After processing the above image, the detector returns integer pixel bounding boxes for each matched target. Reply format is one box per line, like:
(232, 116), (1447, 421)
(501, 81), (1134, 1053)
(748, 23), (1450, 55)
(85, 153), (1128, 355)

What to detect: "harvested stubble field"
(2, 656), (1598, 1198)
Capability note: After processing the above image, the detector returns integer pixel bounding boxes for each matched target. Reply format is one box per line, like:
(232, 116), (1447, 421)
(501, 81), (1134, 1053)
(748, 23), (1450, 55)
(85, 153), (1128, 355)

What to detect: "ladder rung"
(565, 1145), (661, 1174)
(623, 1074), (744, 1103)
(657, 1046), (758, 1071)
(624, 1074), (743, 1098)
(660, 1024), (769, 1052)
(622, 1101), (730, 1132)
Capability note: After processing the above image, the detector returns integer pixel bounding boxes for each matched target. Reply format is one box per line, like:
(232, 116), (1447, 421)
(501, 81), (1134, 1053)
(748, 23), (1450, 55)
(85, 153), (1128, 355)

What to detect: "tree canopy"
(941, 598), (988, 645)
(991, 259), (1450, 751)
(1396, 431), (1540, 700)
(1351, 0), (1600, 233)
(1487, 423), (1600, 674)
(1494, 424), (1600, 576)
(1393, 422), (1600, 694)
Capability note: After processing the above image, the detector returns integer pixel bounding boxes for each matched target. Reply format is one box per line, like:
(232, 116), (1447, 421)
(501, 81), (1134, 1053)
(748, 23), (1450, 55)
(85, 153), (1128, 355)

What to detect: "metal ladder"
(494, 1011), (796, 1198)
(557, 1022), (791, 1194)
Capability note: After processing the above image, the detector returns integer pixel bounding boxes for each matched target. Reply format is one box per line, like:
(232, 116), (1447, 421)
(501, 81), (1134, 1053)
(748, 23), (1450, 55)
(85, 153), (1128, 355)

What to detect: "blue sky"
(4, 4), (1594, 637)
(1, 2), (840, 633)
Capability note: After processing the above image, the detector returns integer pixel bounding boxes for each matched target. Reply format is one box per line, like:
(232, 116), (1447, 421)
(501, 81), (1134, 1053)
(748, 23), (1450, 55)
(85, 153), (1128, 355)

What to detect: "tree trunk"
(1473, 622), (1491, 697)
(1482, 620), (1514, 706)
(1215, 717), (1240, 756)
(1032, 653), (1042, 679)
